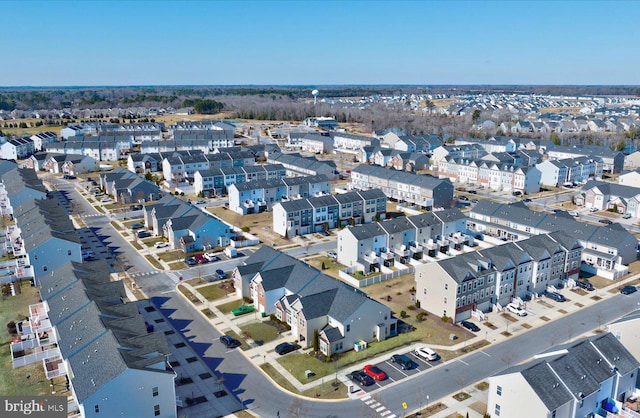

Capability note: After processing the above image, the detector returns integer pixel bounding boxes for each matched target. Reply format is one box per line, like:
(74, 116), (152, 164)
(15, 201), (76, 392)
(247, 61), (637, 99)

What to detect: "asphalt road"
(52, 176), (640, 417)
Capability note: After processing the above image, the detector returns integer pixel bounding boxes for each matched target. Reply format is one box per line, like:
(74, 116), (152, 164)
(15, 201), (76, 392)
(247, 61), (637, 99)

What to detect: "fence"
(339, 265), (415, 288)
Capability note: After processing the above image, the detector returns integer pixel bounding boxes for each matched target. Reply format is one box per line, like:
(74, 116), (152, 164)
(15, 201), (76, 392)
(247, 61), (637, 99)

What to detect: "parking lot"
(353, 348), (443, 392)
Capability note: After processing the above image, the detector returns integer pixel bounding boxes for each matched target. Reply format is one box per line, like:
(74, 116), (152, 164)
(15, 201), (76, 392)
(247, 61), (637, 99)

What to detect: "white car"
(414, 346), (438, 361)
(154, 242), (169, 248)
(590, 207), (598, 212)
(204, 252), (220, 262)
(100, 197), (112, 203)
(506, 303), (527, 316)
(327, 251), (337, 259)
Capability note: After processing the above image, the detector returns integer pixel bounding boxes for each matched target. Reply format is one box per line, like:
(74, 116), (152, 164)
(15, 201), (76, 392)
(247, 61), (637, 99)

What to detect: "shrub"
(407, 305), (416, 311)
(441, 315), (451, 323)
(415, 299), (421, 309)
(396, 291), (402, 296)
(242, 296), (253, 304)
(241, 226), (251, 233)
(400, 310), (408, 318)
(416, 312), (427, 322)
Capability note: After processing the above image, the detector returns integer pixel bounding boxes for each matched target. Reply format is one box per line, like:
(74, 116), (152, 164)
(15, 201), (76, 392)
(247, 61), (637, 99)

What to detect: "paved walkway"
(180, 270), (640, 418)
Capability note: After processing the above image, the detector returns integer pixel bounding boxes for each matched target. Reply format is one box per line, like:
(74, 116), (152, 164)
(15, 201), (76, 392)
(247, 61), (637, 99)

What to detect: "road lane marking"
(480, 350), (491, 357)
(376, 406), (386, 412)
(458, 358), (470, 366)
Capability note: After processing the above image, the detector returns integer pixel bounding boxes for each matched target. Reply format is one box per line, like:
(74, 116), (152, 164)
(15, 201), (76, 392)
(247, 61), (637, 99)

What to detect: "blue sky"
(1, 1), (638, 86)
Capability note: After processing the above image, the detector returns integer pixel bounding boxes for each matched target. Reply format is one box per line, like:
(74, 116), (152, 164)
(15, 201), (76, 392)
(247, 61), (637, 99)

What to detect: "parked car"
(390, 354), (415, 370)
(231, 305), (255, 316)
(544, 291), (566, 302)
(575, 280), (595, 291)
(184, 257), (197, 266)
(219, 335), (241, 348)
(215, 269), (227, 279)
(620, 285), (637, 295)
(349, 370), (375, 386)
(194, 254), (207, 264)
(195, 200), (206, 205)
(460, 320), (480, 332)
(468, 190), (477, 194)
(599, 219), (613, 224)
(130, 204), (143, 211)
(274, 342), (300, 355)
(623, 213), (632, 219)
(506, 303), (527, 316)
(327, 251), (337, 259)
(363, 364), (388, 381)
(63, 174), (76, 180)
(100, 197), (112, 203)
(414, 346), (438, 361)
(130, 223), (144, 230)
(204, 253), (220, 262)
(458, 195), (469, 201)
(137, 230), (151, 239)
(154, 241), (169, 248)
(568, 211), (579, 217)
(522, 198), (532, 203)
(590, 207), (599, 212)
(470, 199), (479, 204)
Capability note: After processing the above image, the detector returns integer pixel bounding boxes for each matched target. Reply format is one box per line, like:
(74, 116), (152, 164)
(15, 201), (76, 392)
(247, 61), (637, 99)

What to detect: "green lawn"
(130, 241), (143, 250)
(278, 353), (337, 383)
(224, 330), (252, 350)
(197, 282), (233, 301)
(157, 250), (184, 262)
(167, 261), (184, 271)
(239, 321), (279, 345)
(110, 221), (123, 231)
(260, 363), (347, 400)
(144, 255), (163, 270)
(216, 299), (244, 313)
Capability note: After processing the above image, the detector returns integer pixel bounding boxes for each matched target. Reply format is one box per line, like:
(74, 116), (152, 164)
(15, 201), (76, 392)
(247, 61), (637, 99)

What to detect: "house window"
(95, 405), (100, 413)
(444, 283), (448, 290)
(497, 385), (502, 396)
(551, 411), (556, 418)
(346, 324), (350, 332)
(43, 266), (47, 272)
(152, 386), (158, 397)
(494, 404), (500, 416)
(154, 405), (160, 416)
(423, 288), (427, 295)
(68, 250), (71, 256)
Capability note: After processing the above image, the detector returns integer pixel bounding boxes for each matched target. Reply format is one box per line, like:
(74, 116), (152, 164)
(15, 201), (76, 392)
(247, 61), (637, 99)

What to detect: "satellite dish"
(311, 89), (319, 105)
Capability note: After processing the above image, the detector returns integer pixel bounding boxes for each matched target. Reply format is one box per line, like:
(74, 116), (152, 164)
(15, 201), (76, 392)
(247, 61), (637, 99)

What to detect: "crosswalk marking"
(360, 393), (395, 417)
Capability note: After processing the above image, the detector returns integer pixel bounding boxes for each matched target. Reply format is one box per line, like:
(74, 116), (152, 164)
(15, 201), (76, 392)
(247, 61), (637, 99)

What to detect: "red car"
(194, 254), (207, 264)
(363, 364), (387, 381)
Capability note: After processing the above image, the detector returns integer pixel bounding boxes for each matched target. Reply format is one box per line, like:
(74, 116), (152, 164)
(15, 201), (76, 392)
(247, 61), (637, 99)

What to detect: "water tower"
(311, 89), (319, 105)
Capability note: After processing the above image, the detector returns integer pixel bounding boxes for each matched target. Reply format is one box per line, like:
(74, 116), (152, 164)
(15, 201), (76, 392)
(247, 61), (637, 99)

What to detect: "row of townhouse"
(579, 180), (640, 218)
(468, 201), (638, 279)
(143, 194), (233, 251)
(370, 148), (430, 171)
(99, 168), (163, 203)
(168, 120), (235, 136)
(547, 144), (624, 173)
(26, 152), (98, 174)
(267, 151), (337, 179)
(0, 136), (35, 160)
(61, 122), (165, 140)
(172, 131), (235, 149)
(0, 170), (82, 280)
(329, 131), (380, 154)
(373, 131), (442, 152)
(194, 164), (287, 197)
(415, 231), (582, 322)
(438, 158), (541, 193)
(160, 150), (255, 182)
(30, 131), (58, 151)
(140, 139), (211, 154)
(350, 164), (454, 209)
(228, 174), (332, 215)
(11, 260), (176, 418)
(337, 208), (468, 272)
(430, 144), (487, 165)
(487, 333), (639, 418)
(287, 132), (334, 154)
(45, 135), (133, 161)
(272, 189), (387, 238)
(234, 246), (396, 356)
(537, 156), (604, 187)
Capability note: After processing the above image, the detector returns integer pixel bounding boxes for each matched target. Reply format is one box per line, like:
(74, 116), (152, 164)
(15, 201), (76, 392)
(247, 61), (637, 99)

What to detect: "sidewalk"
(182, 269), (640, 417)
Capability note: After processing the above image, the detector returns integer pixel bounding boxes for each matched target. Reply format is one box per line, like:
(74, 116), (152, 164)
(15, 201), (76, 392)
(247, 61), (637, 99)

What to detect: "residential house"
(414, 231), (581, 322)
(547, 145), (624, 174)
(351, 164), (454, 209)
(30, 132), (58, 152)
(267, 152), (337, 179)
(624, 151), (640, 169)
(580, 180), (640, 217)
(468, 201), (638, 279)
(234, 246), (395, 356)
(0, 137), (35, 160)
(618, 168), (640, 188)
(272, 189), (387, 238)
(297, 133), (334, 154)
(330, 132), (380, 155)
(42, 153), (97, 174)
(303, 117), (339, 130)
(163, 212), (232, 251)
(487, 333), (639, 418)
(431, 144), (487, 166)
(193, 164), (286, 197)
(390, 152), (430, 171)
(607, 309), (640, 361)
